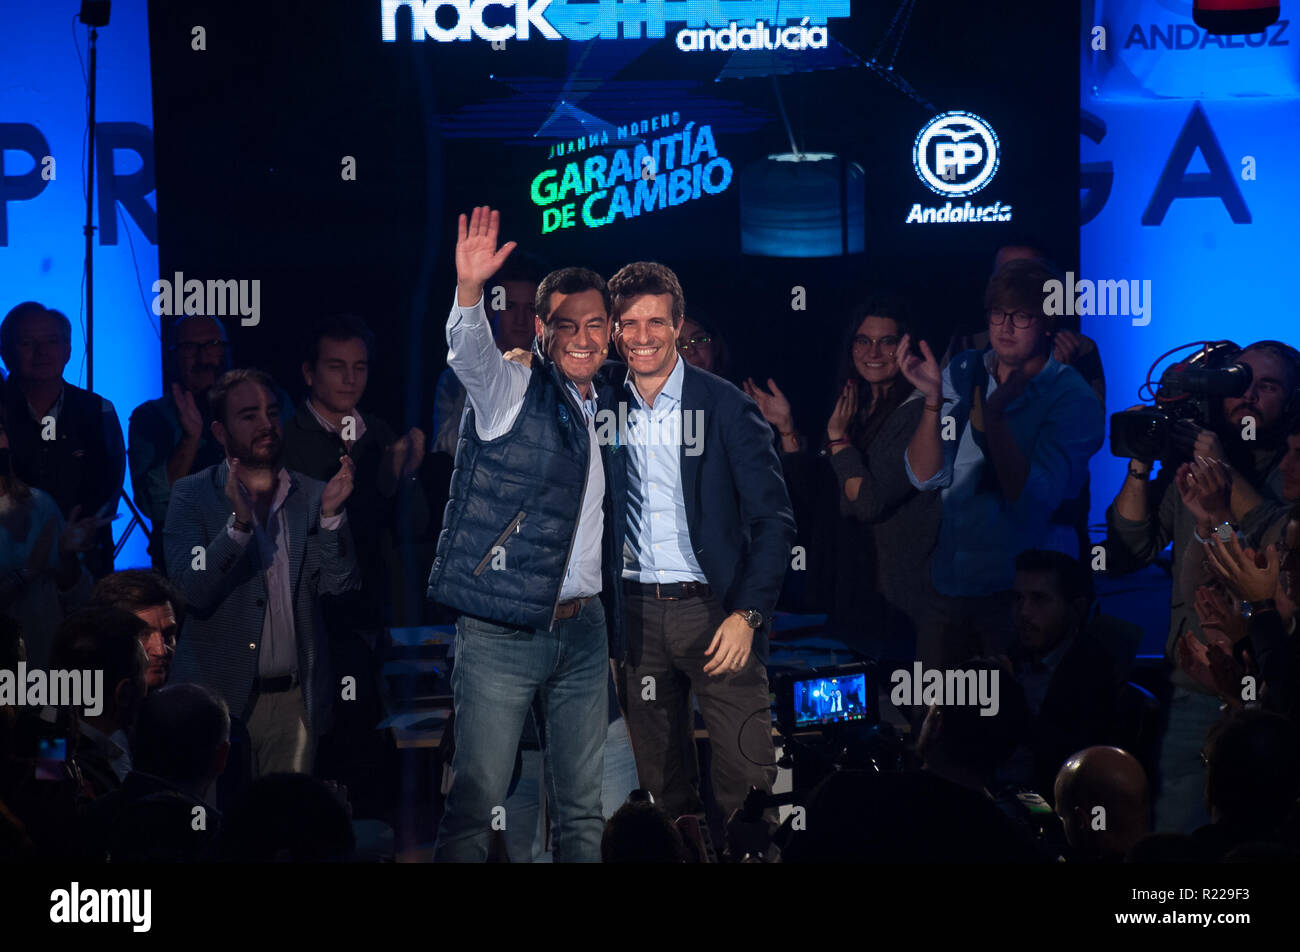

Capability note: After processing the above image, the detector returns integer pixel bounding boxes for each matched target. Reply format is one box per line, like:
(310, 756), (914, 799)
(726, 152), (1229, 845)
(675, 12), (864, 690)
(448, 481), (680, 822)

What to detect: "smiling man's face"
(616, 293), (680, 380)
(536, 289), (609, 393)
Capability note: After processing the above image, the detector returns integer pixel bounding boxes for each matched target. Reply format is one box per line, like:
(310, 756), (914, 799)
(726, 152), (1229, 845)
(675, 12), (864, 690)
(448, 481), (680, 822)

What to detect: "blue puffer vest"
(426, 350), (592, 630)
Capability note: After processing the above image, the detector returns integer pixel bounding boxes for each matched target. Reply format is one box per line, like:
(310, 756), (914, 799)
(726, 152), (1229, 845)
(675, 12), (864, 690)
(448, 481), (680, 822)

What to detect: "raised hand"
(1175, 456), (1231, 527)
(322, 455), (356, 518)
(895, 334), (941, 403)
(58, 504), (111, 557)
(826, 381), (857, 442)
(455, 206), (517, 306)
(225, 459), (255, 525)
(743, 377), (794, 433)
(1177, 629), (1245, 706)
(1205, 534), (1278, 604)
(173, 383), (204, 439)
(401, 427), (426, 478)
(1193, 583), (1247, 645)
(1053, 329), (1083, 366)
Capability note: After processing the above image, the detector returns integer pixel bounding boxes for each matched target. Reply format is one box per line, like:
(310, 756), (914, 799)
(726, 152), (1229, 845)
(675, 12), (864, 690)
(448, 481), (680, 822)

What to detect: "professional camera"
(1110, 340), (1250, 463)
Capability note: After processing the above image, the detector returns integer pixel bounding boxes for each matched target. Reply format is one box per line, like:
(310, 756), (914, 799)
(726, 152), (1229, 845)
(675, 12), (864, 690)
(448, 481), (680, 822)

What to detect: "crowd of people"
(1, 208), (1298, 863)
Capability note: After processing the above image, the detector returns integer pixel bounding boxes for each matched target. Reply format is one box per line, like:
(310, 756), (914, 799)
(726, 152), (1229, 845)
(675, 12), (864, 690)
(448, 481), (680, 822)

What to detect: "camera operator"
(1105, 339), (1300, 833)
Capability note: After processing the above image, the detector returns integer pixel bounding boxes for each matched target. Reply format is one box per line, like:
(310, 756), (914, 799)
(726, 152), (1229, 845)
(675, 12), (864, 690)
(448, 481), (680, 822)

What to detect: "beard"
(230, 429), (283, 469)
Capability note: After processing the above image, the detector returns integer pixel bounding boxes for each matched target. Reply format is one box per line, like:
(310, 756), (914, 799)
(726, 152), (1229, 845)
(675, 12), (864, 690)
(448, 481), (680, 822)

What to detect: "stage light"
(739, 152), (864, 257)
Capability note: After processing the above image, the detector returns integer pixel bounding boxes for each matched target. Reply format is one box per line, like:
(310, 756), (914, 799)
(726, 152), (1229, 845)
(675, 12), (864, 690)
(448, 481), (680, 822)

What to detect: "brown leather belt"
(554, 596), (595, 620)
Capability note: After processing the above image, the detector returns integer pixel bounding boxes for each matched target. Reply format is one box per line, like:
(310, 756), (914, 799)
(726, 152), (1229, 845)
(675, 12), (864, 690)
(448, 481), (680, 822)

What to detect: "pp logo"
(913, 111), (1001, 198)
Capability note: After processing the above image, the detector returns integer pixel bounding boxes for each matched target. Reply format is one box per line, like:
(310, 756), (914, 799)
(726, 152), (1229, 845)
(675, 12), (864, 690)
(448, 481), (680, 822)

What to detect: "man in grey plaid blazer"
(164, 369), (361, 776)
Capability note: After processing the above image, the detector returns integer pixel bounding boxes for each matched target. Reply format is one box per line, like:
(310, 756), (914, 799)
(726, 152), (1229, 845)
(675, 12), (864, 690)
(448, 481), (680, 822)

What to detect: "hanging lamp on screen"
(740, 152), (865, 257)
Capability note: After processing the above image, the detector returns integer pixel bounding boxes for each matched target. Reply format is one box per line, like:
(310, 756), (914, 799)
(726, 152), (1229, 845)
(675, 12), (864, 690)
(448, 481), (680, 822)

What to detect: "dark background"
(148, 0), (1079, 440)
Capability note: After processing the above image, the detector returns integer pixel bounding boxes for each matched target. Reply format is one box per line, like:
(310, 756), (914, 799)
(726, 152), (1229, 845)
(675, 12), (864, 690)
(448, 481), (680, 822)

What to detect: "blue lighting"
(0, 0), (159, 568)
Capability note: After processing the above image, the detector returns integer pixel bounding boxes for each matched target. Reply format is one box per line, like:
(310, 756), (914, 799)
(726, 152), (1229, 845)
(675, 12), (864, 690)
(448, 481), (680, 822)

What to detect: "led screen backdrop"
(147, 0), (1078, 439)
(0, 0), (158, 568)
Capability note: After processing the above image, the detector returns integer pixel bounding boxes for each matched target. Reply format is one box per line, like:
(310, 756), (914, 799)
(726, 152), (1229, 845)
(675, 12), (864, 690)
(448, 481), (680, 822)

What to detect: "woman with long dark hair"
(745, 295), (940, 660)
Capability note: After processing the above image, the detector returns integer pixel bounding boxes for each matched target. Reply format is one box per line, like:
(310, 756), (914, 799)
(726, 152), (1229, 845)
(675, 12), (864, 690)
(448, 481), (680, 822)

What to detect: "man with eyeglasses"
(898, 259), (1104, 672)
(129, 315), (293, 572)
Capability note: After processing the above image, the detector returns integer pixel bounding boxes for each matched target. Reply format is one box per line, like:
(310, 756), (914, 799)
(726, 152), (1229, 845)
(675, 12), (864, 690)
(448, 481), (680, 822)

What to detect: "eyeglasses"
(169, 340), (228, 358)
(988, 309), (1037, 329)
(852, 335), (899, 353)
(677, 335), (712, 352)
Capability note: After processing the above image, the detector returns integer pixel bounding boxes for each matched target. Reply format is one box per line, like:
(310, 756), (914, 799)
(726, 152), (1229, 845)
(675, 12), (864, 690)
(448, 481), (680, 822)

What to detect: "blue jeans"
(503, 710), (642, 863)
(1153, 686), (1224, 834)
(434, 599), (608, 862)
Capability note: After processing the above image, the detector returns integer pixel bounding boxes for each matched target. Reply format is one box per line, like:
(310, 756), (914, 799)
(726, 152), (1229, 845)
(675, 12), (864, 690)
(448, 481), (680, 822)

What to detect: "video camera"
(1110, 341), (1249, 463)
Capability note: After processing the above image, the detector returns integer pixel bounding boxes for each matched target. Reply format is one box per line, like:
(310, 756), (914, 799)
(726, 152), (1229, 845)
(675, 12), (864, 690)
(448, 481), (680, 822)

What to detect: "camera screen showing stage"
(793, 672), (869, 728)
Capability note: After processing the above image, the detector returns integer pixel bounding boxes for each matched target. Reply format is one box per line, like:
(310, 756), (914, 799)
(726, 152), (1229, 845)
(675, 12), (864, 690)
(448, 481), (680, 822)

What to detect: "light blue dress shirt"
(905, 350), (1104, 598)
(621, 355), (707, 583)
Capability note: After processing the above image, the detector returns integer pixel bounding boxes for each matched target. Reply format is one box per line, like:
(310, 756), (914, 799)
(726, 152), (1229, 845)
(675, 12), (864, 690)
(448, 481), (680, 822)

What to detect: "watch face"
(1214, 523), (1234, 543)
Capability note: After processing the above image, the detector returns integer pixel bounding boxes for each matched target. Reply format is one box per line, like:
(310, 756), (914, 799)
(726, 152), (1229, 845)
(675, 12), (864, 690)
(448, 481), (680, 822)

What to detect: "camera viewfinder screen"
(793, 673), (869, 728)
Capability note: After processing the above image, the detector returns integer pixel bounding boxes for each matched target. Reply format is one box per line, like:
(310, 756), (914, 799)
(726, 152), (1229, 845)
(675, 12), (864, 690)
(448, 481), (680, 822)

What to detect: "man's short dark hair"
(304, 315), (376, 369)
(608, 261), (685, 325)
(984, 258), (1062, 324)
(50, 608), (149, 697)
(91, 570), (183, 622)
(534, 267), (609, 324)
(132, 684), (230, 784)
(1014, 549), (1095, 608)
(208, 368), (276, 426)
(1, 301), (72, 368)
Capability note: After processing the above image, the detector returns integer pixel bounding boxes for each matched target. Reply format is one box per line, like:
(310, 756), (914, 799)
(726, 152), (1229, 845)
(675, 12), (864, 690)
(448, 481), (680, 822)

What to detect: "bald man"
(1053, 746), (1149, 862)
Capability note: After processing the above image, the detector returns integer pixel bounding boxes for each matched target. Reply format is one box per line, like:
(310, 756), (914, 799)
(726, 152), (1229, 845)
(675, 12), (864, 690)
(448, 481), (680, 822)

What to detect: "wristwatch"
(735, 609), (763, 629)
(1215, 521), (1240, 543)
(1241, 598), (1277, 619)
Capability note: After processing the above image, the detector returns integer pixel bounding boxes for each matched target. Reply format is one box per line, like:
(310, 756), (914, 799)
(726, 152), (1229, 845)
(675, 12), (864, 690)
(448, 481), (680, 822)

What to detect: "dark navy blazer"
(598, 359), (796, 662)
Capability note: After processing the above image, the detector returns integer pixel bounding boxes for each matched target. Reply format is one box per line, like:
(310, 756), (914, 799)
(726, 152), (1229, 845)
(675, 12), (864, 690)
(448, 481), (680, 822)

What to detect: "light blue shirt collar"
(625, 352), (685, 410)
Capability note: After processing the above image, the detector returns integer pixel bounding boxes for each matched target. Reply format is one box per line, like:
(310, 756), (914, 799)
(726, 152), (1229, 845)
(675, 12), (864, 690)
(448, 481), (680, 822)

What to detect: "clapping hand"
(1175, 456), (1231, 527)
(1205, 534), (1279, 604)
(895, 334), (941, 403)
(321, 456), (356, 518)
(173, 383), (204, 439)
(58, 504), (111, 557)
(742, 378), (794, 434)
(825, 381), (857, 443)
